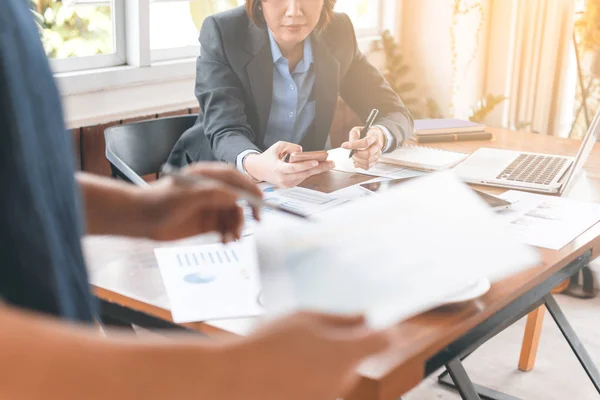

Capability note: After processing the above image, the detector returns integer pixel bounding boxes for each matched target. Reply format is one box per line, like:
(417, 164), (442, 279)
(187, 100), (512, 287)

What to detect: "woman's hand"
(341, 127), (387, 170)
(244, 141), (334, 188)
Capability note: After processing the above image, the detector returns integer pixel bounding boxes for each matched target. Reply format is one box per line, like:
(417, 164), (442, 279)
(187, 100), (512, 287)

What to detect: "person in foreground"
(167, 0), (414, 188)
(0, 1), (390, 398)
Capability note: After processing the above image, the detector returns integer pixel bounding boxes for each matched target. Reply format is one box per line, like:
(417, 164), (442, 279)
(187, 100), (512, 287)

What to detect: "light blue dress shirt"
(263, 30), (316, 147)
(236, 31), (393, 174)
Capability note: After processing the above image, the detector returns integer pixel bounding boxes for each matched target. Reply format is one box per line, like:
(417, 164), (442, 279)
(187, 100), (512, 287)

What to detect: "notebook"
(412, 131), (492, 144)
(414, 119), (485, 135)
(379, 145), (468, 172)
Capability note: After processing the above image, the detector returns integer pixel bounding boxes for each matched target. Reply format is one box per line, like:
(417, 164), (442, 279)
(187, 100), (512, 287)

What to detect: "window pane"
(33, 0), (113, 59)
(334, 0), (379, 31)
(150, 0), (242, 50)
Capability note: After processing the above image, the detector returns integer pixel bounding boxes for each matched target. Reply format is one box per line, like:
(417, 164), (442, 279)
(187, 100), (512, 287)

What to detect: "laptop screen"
(561, 108), (600, 195)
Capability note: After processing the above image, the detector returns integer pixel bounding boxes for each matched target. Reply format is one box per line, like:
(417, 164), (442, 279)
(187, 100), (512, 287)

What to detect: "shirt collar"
(267, 30), (313, 73)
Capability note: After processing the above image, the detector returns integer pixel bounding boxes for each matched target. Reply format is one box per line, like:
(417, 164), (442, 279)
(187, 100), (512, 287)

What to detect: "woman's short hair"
(246, 0), (337, 31)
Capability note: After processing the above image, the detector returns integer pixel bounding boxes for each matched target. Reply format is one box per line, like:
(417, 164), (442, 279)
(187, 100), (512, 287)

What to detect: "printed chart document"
(497, 191), (600, 250)
(256, 172), (539, 328)
(328, 148), (427, 179)
(155, 238), (263, 323)
(241, 184), (352, 235)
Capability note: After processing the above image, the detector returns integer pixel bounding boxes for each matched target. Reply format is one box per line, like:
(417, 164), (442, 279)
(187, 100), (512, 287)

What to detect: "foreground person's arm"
(77, 163), (262, 242)
(0, 304), (390, 400)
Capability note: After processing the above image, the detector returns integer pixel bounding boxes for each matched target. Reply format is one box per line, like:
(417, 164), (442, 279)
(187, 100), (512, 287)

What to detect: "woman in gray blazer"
(168, 0), (413, 188)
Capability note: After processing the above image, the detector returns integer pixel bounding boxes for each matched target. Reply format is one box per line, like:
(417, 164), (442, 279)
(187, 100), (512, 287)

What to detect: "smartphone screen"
(360, 177), (512, 210)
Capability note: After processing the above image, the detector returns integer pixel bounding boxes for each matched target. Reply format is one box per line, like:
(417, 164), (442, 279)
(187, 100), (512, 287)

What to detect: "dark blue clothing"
(0, 0), (96, 322)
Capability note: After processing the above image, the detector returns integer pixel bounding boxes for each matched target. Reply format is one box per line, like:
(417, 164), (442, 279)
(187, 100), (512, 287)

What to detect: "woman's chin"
(279, 30), (310, 46)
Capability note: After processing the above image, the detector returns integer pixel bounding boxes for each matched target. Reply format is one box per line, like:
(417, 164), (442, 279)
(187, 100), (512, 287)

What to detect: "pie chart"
(184, 272), (216, 284)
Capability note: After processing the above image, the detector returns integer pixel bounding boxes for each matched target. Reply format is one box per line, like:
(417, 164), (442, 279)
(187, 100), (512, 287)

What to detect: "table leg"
(439, 358), (520, 400)
(433, 251), (593, 400)
(544, 294), (600, 394)
(444, 358), (482, 400)
(517, 306), (546, 372)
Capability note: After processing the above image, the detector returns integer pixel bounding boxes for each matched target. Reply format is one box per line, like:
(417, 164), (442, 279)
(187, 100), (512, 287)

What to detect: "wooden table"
(86, 128), (600, 400)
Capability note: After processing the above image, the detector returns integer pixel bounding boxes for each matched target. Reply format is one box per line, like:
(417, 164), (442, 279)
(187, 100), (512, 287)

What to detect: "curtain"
(484, 0), (575, 136)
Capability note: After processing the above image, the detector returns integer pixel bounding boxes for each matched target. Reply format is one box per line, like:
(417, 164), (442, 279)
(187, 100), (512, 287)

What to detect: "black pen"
(161, 164), (308, 220)
(349, 108), (379, 158)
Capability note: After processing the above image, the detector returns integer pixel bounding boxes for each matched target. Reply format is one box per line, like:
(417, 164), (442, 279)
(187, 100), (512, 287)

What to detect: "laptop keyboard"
(496, 154), (567, 185)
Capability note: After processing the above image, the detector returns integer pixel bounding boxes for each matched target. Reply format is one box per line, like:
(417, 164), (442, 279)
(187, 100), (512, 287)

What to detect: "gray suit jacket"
(167, 6), (413, 167)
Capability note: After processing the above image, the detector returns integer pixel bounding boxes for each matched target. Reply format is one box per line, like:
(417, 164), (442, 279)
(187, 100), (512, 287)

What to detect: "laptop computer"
(453, 109), (600, 195)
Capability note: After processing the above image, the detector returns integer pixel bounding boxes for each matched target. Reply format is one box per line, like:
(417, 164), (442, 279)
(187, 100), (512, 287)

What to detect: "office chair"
(101, 115), (197, 333)
(104, 114), (198, 186)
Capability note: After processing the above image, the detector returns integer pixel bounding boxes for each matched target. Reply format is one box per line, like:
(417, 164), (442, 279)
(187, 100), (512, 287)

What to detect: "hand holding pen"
(341, 109), (388, 170)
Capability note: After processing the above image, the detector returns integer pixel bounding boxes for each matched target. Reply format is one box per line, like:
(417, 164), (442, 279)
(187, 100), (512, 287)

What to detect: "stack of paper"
(256, 172), (539, 328)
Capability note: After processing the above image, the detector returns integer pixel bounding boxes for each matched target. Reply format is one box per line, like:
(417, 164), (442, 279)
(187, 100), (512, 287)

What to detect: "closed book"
(414, 118), (485, 135)
(379, 145), (468, 172)
(413, 131), (493, 143)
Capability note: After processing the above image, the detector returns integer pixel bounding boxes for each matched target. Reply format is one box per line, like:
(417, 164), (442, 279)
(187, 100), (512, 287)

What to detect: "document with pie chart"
(155, 238), (263, 323)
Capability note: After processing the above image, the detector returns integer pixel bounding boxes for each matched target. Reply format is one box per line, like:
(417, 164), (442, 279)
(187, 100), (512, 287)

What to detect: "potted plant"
(575, 0), (600, 77)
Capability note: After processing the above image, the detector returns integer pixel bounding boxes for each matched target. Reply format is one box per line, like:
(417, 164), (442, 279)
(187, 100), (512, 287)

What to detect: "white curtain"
(484, 0), (575, 136)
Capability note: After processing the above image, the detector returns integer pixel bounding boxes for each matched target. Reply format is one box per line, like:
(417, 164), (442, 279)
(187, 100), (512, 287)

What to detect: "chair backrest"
(104, 115), (197, 185)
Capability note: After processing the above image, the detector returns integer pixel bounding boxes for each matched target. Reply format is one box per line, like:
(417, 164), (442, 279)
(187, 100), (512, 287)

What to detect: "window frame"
(47, 0), (126, 74)
(148, 0), (234, 63)
(49, 0), (400, 128)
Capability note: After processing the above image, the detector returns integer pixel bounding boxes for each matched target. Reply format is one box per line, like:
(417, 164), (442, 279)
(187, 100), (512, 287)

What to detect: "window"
(149, 0), (243, 62)
(34, 0), (125, 73)
(149, 0), (393, 61)
(36, 0), (395, 72)
(335, 0), (385, 37)
(45, 0), (399, 128)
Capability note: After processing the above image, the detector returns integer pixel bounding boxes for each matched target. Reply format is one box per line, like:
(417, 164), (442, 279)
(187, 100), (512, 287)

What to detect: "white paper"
(256, 172), (539, 328)
(257, 183), (348, 216)
(155, 238), (263, 323)
(328, 148), (427, 179)
(497, 191), (600, 250)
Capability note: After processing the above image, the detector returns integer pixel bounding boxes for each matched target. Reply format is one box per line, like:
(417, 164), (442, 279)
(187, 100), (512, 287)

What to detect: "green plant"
(570, 0), (600, 138)
(575, 0), (600, 53)
(371, 30), (440, 119)
(374, 30), (506, 124)
(450, 0), (484, 115)
(29, 0), (112, 59)
(469, 94), (508, 123)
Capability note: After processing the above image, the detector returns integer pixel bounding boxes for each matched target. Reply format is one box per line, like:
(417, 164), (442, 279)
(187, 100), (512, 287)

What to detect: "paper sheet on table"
(259, 183), (348, 215)
(155, 238), (263, 323)
(241, 184), (352, 235)
(496, 191), (600, 250)
(256, 172), (540, 328)
(328, 147), (427, 179)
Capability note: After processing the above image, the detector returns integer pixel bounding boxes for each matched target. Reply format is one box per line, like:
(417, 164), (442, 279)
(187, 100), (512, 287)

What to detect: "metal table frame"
(428, 250), (600, 400)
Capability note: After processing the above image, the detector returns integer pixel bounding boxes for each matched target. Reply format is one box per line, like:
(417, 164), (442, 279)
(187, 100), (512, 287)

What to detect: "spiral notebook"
(380, 145), (468, 172)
